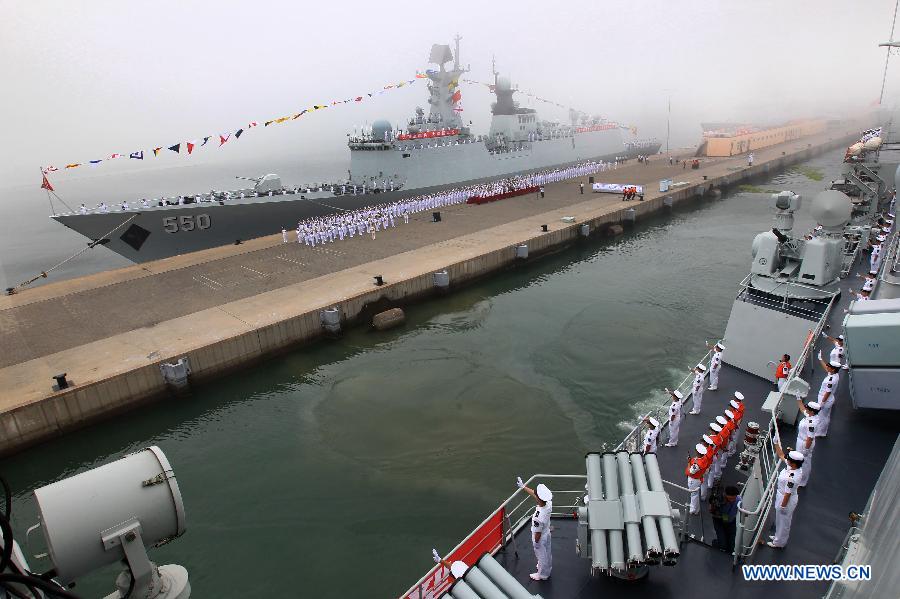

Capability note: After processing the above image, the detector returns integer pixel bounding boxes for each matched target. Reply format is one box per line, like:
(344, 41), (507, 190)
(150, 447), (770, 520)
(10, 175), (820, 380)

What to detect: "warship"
(49, 39), (659, 263)
(393, 120), (900, 599)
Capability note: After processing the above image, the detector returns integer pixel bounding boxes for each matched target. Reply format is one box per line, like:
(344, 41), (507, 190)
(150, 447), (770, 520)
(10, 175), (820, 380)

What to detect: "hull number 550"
(163, 214), (211, 233)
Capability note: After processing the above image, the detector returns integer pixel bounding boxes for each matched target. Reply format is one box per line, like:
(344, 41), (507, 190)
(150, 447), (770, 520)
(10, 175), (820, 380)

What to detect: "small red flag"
(186, 142), (195, 155)
(41, 174), (54, 191)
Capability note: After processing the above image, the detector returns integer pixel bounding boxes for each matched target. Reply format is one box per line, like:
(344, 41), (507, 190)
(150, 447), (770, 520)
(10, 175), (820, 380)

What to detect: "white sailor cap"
(715, 341), (725, 350)
(788, 450), (805, 462)
(815, 225), (823, 230)
(876, 235), (887, 242)
(450, 561), (469, 579)
(734, 391), (745, 401)
(702, 434), (715, 445)
(829, 359), (842, 368)
(837, 334), (845, 341)
(648, 417), (660, 428)
(724, 409), (735, 419)
(672, 390), (684, 400)
(695, 443), (708, 456)
(709, 423), (722, 433)
(696, 364), (707, 372)
(716, 415), (728, 426)
(536, 483), (553, 502)
(807, 401), (821, 410)
(729, 400), (740, 409)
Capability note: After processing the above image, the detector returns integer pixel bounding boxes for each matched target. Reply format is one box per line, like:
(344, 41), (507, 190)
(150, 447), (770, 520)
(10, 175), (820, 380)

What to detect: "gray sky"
(1, 0), (898, 188)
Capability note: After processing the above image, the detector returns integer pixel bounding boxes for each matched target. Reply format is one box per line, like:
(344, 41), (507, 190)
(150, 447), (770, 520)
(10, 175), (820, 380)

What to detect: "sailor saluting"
(705, 340), (725, 391)
(516, 477), (553, 581)
(664, 388), (684, 447)
(643, 417), (660, 454)
(767, 441), (804, 548)
(688, 364), (707, 415)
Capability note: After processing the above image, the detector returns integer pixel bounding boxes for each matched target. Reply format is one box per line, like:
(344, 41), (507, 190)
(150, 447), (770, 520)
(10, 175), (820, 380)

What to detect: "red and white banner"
(401, 507), (505, 599)
(574, 124), (617, 134)
(396, 128), (460, 141)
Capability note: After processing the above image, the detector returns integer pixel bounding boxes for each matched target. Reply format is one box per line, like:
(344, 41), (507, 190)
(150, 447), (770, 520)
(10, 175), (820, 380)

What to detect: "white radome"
(848, 142), (864, 156)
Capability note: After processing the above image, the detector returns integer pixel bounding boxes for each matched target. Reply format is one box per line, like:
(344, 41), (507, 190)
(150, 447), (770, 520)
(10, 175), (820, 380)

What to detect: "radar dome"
(810, 190), (851, 228)
(372, 119), (392, 140)
(496, 76), (512, 91)
(848, 143), (864, 156)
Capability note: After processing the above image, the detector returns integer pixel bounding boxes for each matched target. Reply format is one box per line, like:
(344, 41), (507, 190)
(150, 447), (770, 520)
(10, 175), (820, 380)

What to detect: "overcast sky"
(1, 0), (898, 189)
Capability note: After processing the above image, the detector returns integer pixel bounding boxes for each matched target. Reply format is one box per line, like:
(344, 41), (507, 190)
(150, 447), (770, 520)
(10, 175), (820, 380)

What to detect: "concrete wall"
(0, 134), (855, 458)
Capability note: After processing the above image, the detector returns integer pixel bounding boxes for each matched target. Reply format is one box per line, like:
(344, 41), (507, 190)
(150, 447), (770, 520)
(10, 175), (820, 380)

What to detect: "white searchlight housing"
(29, 446), (189, 599)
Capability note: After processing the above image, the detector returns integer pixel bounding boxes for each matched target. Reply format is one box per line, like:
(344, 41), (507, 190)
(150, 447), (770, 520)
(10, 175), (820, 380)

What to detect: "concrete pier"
(0, 128), (860, 456)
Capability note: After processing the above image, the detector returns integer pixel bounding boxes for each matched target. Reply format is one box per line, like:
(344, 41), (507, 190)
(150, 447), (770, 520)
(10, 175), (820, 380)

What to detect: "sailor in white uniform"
(859, 273), (877, 293)
(282, 228), (288, 243)
(794, 400), (820, 487)
(821, 332), (845, 367)
(516, 477), (553, 580)
(767, 446), (804, 548)
(869, 236), (884, 274)
(689, 364), (707, 414)
(664, 389), (684, 447)
(724, 409), (739, 456)
(706, 341), (724, 390)
(686, 443), (708, 514)
(79, 203), (88, 214)
(643, 417), (660, 454)
(814, 353), (842, 438)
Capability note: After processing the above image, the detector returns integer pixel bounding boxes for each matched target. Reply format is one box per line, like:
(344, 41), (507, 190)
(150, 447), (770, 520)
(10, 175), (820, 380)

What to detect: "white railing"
(616, 349), (715, 453)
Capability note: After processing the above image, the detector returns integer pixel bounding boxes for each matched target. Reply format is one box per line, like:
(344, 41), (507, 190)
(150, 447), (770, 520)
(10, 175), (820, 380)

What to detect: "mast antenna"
(453, 34), (462, 71)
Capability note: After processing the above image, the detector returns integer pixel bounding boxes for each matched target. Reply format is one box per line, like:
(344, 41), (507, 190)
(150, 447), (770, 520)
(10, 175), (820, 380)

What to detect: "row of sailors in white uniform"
(287, 189), (470, 245)
(640, 335), (845, 549)
(867, 213), (894, 276)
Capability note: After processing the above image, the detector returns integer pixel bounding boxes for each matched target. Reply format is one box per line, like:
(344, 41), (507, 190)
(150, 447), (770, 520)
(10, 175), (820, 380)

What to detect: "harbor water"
(0, 151), (840, 597)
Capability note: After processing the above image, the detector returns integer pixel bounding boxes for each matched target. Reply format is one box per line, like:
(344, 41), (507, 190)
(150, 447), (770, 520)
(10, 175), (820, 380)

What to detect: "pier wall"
(0, 134), (854, 457)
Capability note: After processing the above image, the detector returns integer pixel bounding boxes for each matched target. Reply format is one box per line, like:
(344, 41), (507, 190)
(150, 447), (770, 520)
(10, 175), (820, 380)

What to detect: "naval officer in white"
(516, 477), (553, 581)
(768, 442), (805, 548)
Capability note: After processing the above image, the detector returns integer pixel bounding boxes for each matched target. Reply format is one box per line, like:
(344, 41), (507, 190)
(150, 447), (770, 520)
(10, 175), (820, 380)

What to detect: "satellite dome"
(372, 119), (392, 140)
(810, 190), (851, 228)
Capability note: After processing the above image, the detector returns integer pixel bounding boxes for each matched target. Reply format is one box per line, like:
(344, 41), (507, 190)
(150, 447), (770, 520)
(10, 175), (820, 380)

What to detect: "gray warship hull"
(51, 141), (657, 263)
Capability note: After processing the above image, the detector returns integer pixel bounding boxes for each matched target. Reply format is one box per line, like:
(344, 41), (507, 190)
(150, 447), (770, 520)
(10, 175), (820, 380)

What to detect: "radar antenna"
(454, 34), (462, 72)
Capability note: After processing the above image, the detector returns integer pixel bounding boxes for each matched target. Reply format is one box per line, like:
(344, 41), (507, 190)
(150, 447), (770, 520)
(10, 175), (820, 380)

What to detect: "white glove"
(817, 350), (823, 361)
(432, 548), (441, 563)
(821, 332), (827, 338)
(516, 476), (524, 489)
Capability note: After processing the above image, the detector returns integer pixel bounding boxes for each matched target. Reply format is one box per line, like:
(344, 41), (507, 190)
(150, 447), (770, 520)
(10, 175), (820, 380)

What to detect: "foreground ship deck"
(410, 248), (900, 599)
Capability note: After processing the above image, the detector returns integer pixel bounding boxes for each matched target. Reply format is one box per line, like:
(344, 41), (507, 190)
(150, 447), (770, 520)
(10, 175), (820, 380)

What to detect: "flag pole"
(41, 167), (56, 216)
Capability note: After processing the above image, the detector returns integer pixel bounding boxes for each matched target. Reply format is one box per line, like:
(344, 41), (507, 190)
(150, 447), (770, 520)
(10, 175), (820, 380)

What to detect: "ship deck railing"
(734, 274), (836, 321)
(840, 235), (864, 278)
(401, 474), (587, 599)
